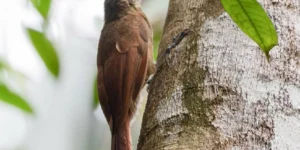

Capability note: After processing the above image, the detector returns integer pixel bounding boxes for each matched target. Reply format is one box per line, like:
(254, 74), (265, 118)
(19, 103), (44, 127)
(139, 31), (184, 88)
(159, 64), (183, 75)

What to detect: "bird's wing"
(97, 15), (150, 130)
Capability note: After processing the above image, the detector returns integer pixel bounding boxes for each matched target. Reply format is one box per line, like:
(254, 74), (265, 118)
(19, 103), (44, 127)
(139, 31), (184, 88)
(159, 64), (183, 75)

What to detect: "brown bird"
(97, 0), (156, 149)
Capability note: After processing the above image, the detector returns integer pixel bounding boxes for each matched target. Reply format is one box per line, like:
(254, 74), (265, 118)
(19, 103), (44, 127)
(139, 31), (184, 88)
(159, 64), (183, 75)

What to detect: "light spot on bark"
(286, 85), (300, 109)
(271, 115), (300, 149)
(155, 85), (188, 123)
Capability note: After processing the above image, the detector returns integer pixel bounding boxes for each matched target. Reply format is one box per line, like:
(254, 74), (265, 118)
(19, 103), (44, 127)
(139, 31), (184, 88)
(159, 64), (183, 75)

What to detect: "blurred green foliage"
(0, 0), (57, 114)
(0, 83), (33, 114)
(0, 60), (7, 71)
(93, 76), (99, 109)
(27, 28), (60, 77)
(153, 27), (162, 61)
(30, 0), (52, 20)
(27, 0), (61, 78)
(0, 60), (27, 79)
(0, 60), (33, 114)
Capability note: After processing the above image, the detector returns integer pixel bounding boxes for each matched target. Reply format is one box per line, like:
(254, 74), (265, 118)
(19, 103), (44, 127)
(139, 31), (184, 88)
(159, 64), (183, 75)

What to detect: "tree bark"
(138, 0), (300, 149)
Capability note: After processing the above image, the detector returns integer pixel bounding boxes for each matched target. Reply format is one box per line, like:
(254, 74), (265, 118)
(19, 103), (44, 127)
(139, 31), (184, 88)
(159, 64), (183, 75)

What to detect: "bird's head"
(104, 0), (140, 21)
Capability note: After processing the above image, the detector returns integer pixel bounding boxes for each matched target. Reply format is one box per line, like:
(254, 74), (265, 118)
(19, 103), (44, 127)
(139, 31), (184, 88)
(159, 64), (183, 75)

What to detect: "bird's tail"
(111, 120), (131, 150)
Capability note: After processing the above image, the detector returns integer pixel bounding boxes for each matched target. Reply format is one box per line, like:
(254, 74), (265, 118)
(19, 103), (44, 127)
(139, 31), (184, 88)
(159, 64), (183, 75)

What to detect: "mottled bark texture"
(138, 0), (300, 150)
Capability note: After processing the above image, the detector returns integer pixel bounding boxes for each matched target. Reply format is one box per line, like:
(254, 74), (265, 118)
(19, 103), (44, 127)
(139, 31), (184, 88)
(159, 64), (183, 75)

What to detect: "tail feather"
(111, 121), (131, 150)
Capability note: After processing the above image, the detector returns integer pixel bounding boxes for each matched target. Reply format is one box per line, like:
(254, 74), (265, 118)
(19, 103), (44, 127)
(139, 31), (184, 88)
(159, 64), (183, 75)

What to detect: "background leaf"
(221, 0), (278, 59)
(0, 84), (34, 114)
(0, 60), (27, 80)
(30, 0), (52, 20)
(153, 28), (163, 61)
(0, 60), (11, 71)
(93, 76), (99, 109)
(0, 60), (5, 70)
(27, 28), (60, 77)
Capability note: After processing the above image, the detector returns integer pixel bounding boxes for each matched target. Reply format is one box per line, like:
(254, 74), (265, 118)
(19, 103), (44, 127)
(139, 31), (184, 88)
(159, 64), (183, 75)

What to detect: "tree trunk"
(138, 0), (300, 149)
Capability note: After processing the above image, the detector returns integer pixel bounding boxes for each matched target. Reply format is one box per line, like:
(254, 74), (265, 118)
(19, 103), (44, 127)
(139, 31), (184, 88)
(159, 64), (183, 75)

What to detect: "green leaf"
(0, 59), (11, 71)
(0, 60), (17, 72)
(153, 28), (163, 61)
(0, 61), (5, 70)
(93, 77), (99, 109)
(30, 0), (52, 20)
(27, 28), (60, 77)
(0, 84), (34, 114)
(221, 0), (278, 60)
(0, 60), (28, 80)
